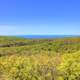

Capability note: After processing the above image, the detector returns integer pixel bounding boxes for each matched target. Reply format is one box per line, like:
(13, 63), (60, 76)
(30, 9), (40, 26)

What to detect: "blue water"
(18, 35), (79, 39)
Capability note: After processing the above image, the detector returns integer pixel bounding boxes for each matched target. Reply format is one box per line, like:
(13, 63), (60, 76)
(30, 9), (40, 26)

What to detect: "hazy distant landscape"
(18, 35), (79, 39)
(0, 36), (80, 80)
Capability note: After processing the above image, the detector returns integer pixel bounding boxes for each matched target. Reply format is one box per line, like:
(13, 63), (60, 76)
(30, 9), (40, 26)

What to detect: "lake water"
(18, 35), (79, 39)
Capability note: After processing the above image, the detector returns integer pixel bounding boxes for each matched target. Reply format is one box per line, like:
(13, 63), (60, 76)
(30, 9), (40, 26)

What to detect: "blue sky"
(0, 0), (80, 35)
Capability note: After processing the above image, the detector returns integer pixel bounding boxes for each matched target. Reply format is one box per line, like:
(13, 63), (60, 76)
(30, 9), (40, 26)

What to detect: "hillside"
(0, 36), (80, 56)
(0, 36), (80, 80)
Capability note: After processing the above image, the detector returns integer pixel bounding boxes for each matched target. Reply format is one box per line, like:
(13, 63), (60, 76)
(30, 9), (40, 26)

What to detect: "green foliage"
(0, 36), (80, 80)
(58, 51), (80, 80)
(0, 54), (58, 80)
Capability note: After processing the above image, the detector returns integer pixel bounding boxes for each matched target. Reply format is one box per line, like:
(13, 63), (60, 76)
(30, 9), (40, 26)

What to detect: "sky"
(0, 0), (80, 35)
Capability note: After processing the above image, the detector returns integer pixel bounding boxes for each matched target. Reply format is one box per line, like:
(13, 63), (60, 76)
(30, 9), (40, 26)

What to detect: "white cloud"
(0, 25), (15, 35)
(0, 24), (80, 35)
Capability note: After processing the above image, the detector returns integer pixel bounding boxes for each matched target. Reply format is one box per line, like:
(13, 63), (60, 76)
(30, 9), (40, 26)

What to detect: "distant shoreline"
(17, 35), (80, 39)
(0, 35), (80, 39)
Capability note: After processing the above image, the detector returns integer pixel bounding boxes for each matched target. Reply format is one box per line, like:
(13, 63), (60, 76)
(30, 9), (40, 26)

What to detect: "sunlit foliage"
(0, 36), (80, 80)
